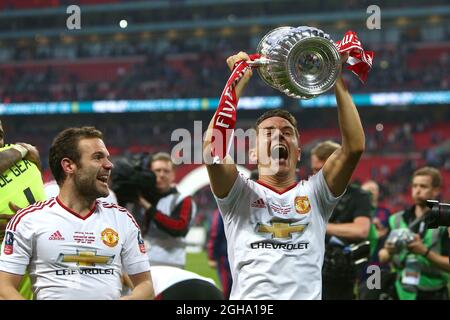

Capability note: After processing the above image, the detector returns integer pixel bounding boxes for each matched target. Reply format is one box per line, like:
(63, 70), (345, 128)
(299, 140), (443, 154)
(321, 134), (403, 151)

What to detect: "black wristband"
(423, 247), (431, 258)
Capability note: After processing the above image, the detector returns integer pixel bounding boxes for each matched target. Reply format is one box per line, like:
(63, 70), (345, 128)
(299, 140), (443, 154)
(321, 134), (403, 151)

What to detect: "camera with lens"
(323, 244), (355, 281)
(110, 153), (158, 206)
(425, 200), (450, 228)
(323, 238), (371, 281)
(386, 229), (416, 254)
(425, 200), (450, 264)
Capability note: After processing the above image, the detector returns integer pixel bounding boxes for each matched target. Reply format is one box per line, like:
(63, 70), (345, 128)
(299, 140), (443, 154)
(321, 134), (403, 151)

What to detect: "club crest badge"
(101, 228), (119, 247)
(295, 196), (311, 214)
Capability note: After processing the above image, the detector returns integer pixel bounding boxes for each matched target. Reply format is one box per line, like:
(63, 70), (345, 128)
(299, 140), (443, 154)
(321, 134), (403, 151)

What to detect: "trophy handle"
(247, 57), (275, 67)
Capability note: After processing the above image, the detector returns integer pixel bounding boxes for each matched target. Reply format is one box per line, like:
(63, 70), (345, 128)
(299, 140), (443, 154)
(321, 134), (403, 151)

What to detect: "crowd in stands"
(1, 0), (449, 103)
(1, 37), (449, 103)
(1, 0), (447, 13)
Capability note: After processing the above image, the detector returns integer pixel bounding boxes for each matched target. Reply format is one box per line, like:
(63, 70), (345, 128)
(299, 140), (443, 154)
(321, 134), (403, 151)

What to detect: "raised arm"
(203, 118), (238, 198)
(322, 58), (365, 196)
(203, 52), (253, 198)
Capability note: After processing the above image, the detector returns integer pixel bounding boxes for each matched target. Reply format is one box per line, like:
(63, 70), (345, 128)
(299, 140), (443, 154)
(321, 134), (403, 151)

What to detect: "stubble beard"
(74, 170), (108, 201)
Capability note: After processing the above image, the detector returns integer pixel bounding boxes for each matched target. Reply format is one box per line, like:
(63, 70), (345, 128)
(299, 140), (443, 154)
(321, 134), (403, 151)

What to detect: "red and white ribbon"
(210, 54), (260, 163)
(336, 30), (374, 83)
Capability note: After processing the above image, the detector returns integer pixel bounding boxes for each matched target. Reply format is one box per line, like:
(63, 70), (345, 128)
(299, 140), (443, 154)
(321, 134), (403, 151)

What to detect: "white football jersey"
(0, 197), (150, 300)
(214, 170), (341, 300)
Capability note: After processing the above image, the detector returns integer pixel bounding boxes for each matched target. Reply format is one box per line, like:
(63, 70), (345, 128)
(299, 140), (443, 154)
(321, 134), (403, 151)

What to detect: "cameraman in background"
(379, 167), (449, 300)
(138, 152), (196, 269)
(311, 141), (372, 300)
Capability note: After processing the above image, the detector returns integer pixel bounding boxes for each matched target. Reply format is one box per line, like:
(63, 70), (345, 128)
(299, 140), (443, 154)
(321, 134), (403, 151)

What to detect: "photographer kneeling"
(379, 167), (449, 300)
(138, 152), (196, 269)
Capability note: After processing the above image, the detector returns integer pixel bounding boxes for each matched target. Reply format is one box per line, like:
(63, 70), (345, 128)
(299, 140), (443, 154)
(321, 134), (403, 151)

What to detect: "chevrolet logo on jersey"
(256, 220), (308, 239)
(57, 250), (115, 267)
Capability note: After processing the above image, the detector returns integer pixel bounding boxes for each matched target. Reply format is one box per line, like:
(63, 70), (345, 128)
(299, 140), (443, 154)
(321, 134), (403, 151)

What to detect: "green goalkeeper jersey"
(0, 143), (46, 299)
(0, 144), (46, 214)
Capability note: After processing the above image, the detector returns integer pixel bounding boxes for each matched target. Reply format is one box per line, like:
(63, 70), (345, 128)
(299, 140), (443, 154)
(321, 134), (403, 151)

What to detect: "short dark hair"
(412, 166), (442, 188)
(49, 127), (103, 185)
(255, 109), (298, 134)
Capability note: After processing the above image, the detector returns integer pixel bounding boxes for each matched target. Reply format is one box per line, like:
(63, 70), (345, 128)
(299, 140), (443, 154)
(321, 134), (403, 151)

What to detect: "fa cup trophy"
(250, 26), (342, 99)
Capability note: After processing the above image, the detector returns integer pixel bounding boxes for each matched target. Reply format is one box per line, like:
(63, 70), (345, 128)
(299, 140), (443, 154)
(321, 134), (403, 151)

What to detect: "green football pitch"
(185, 251), (221, 289)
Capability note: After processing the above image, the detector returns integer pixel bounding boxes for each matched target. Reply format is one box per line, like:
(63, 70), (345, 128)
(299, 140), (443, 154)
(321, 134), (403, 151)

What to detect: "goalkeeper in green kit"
(0, 120), (46, 299)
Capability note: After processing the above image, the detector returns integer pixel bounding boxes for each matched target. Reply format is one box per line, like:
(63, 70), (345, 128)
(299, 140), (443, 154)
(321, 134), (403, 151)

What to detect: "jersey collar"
(256, 180), (298, 195)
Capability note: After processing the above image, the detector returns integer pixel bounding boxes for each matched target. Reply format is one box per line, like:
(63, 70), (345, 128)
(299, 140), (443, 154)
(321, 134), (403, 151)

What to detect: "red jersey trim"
(256, 180), (298, 195)
(100, 202), (140, 229)
(8, 199), (56, 231)
(56, 197), (97, 220)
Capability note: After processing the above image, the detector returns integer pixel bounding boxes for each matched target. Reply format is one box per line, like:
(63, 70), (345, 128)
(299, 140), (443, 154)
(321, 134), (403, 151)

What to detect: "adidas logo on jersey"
(49, 230), (65, 240)
(251, 198), (266, 208)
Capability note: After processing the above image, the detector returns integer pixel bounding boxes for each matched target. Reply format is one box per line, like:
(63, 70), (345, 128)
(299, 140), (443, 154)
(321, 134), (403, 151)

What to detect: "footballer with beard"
(0, 127), (154, 300)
